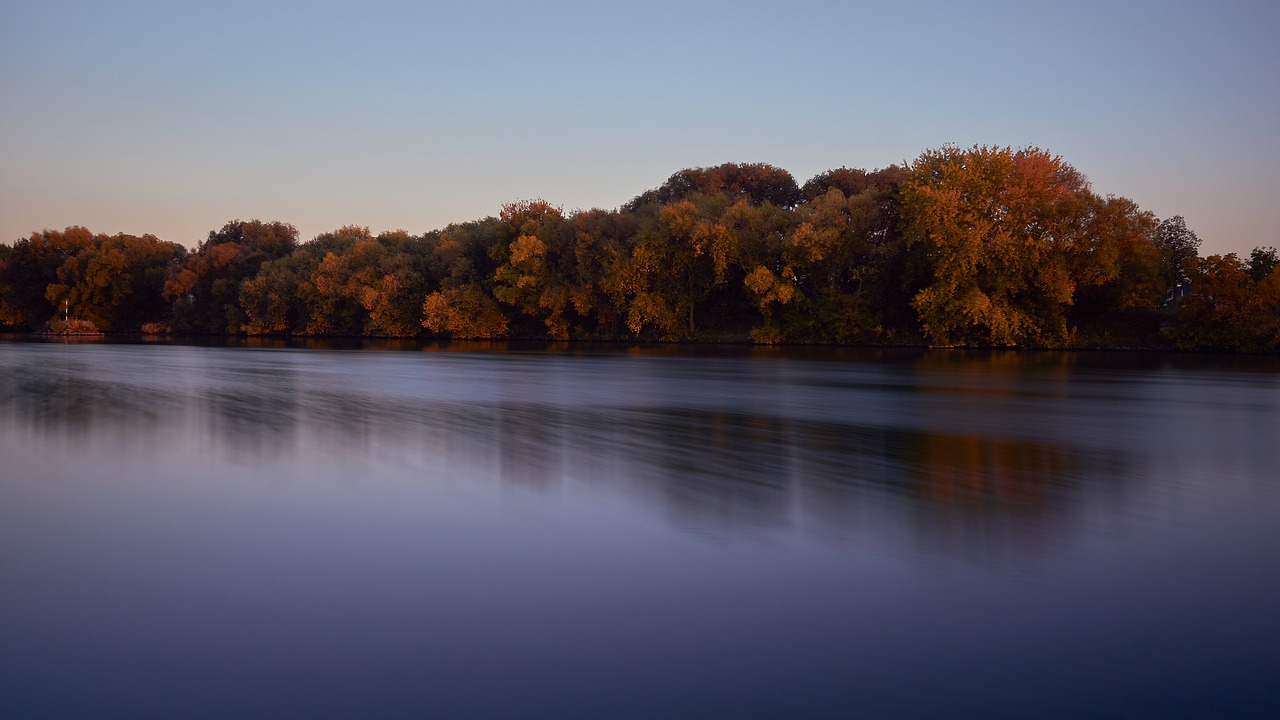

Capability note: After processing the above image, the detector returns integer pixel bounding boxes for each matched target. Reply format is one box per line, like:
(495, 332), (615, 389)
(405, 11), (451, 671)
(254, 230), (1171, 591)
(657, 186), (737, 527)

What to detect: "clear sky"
(2, 0), (1276, 255)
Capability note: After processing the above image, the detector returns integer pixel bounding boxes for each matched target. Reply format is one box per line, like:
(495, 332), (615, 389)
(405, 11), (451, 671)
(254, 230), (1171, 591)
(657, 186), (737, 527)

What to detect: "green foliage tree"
(1247, 246), (1278, 283)
(745, 169), (907, 344)
(624, 163), (801, 211)
(1151, 215), (1201, 300)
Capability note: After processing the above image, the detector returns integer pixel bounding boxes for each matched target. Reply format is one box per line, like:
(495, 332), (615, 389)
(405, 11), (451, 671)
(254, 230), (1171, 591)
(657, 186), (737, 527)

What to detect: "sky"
(2, 0), (1277, 255)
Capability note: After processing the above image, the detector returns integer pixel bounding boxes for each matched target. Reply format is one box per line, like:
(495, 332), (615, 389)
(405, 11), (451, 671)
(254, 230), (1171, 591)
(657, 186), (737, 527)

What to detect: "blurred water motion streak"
(2, 340), (1278, 719)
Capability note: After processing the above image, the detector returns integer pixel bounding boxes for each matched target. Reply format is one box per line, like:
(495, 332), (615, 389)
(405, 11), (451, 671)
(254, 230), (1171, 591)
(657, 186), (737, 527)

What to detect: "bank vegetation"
(2, 146), (1277, 351)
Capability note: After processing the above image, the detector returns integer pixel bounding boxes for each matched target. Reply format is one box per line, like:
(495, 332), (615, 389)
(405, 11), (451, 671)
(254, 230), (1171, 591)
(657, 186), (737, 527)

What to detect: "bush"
(44, 318), (102, 335)
(140, 322), (172, 335)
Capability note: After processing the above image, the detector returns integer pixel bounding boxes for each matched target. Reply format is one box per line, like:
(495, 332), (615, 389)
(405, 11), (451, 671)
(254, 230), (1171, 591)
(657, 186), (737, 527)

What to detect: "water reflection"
(0, 341), (1162, 560)
(3, 340), (1279, 719)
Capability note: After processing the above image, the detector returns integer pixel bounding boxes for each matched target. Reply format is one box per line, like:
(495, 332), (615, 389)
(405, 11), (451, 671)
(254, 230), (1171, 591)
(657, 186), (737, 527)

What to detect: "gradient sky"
(2, 0), (1277, 255)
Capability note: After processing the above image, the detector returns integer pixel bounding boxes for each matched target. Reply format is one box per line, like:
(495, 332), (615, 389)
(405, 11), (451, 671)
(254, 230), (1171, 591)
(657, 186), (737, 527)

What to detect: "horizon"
(3, 0), (1277, 255)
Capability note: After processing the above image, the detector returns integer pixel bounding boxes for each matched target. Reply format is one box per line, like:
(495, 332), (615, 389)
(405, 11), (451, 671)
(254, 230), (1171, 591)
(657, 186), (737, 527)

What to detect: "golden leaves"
(508, 235), (545, 264)
(903, 145), (1094, 346)
(421, 286), (509, 339)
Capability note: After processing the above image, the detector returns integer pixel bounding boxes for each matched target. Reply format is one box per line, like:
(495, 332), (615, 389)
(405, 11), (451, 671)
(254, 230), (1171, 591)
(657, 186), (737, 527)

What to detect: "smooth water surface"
(2, 339), (1279, 718)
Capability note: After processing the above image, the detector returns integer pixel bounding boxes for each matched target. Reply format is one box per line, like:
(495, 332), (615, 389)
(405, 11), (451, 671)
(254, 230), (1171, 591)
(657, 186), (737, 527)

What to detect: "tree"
(567, 207), (637, 337)
(801, 167), (873, 202)
(0, 228), (184, 331)
(421, 286), (508, 338)
(0, 228), (95, 329)
(1151, 215), (1201, 299)
(901, 146), (1092, 346)
(758, 171), (909, 344)
(1176, 253), (1280, 351)
(240, 252), (315, 334)
(1247, 246), (1278, 283)
(48, 232), (185, 331)
(1067, 194), (1164, 343)
(298, 227), (429, 337)
(611, 196), (733, 340)
(166, 220), (299, 333)
(798, 165), (905, 205)
(624, 163), (801, 211)
(418, 217), (509, 338)
(492, 200), (578, 339)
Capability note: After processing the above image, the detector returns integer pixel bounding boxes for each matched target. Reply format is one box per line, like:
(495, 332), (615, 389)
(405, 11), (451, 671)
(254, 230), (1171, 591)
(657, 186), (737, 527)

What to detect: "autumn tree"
(624, 163), (801, 211)
(745, 167), (908, 344)
(799, 166), (904, 204)
(420, 217), (509, 339)
(239, 251), (318, 334)
(0, 244), (10, 328)
(902, 146), (1097, 346)
(1175, 253), (1280, 351)
(0, 228), (95, 329)
(1063, 195), (1166, 343)
(3, 149), (1262, 351)
(611, 196), (732, 340)
(421, 285), (509, 339)
(239, 227), (367, 335)
(491, 200), (579, 338)
(709, 198), (795, 342)
(0, 228), (184, 331)
(568, 207), (638, 337)
(166, 220), (299, 333)
(290, 226), (432, 337)
(45, 232), (185, 331)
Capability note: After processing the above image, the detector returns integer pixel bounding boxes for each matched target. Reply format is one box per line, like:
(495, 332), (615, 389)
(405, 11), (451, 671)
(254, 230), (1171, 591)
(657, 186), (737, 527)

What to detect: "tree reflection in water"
(1, 341), (1143, 563)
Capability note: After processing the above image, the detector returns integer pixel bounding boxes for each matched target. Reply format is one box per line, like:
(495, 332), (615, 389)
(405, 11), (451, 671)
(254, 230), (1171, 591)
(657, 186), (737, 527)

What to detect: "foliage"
(422, 285), (508, 339)
(902, 146), (1121, 346)
(0, 227), (184, 331)
(1152, 215), (1201, 298)
(1247, 246), (1278, 283)
(166, 220), (298, 333)
(492, 201), (578, 339)
(1, 148), (1273, 352)
(800, 165), (903, 204)
(625, 163), (801, 211)
(1174, 253), (1280, 351)
(43, 318), (102, 335)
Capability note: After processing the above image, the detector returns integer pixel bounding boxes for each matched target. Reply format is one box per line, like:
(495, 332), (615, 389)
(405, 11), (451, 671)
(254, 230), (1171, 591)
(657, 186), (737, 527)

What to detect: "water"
(2, 339), (1278, 718)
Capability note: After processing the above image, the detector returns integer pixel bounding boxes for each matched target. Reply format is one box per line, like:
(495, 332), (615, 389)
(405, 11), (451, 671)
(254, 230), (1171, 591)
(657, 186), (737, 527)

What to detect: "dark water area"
(2, 338), (1278, 719)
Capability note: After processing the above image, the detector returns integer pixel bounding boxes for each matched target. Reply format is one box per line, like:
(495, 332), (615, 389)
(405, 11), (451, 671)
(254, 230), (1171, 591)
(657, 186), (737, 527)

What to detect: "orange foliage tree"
(903, 146), (1097, 346)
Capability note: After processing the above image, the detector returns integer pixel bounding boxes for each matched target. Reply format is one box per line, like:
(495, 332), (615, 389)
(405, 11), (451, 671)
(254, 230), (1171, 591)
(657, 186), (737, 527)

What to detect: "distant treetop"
(624, 163), (801, 211)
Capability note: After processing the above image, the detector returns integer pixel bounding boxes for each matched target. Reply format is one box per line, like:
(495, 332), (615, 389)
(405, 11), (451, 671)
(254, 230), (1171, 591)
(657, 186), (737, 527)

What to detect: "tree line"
(2, 146), (1277, 351)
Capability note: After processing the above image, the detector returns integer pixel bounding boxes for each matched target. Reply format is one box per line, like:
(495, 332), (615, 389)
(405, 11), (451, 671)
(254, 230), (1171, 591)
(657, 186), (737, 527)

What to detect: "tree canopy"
(2, 147), (1274, 352)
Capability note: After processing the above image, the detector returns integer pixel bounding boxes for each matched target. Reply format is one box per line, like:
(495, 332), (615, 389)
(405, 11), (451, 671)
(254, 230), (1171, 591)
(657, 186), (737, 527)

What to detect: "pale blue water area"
(2, 339), (1278, 718)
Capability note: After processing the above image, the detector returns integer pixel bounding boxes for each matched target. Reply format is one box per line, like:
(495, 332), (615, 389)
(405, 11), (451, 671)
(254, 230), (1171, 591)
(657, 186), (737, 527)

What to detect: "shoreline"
(4, 330), (1273, 356)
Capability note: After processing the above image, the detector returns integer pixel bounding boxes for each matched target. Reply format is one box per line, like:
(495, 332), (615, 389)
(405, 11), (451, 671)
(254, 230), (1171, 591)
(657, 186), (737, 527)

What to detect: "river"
(2, 338), (1278, 718)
